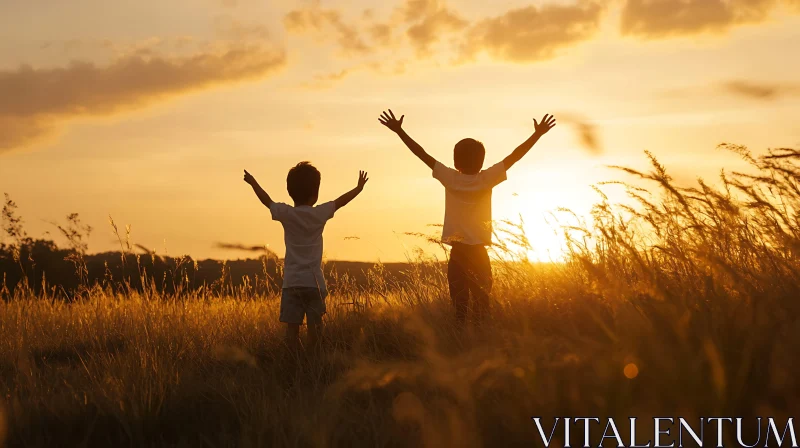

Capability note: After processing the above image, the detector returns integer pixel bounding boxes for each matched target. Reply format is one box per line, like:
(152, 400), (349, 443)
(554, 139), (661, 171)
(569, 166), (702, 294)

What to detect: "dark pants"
(448, 243), (492, 325)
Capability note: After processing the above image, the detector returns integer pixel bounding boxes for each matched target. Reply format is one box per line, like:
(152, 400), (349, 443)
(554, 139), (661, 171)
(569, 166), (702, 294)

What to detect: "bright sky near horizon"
(1, 0), (799, 262)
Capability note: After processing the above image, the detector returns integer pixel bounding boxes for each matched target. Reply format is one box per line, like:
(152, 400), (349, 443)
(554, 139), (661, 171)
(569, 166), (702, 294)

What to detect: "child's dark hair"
(287, 161), (321, 204)
(454, 138), (485, 174)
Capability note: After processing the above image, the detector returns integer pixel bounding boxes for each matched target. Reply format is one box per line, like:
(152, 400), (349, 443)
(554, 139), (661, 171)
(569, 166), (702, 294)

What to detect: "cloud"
(402, 0), (441, 22)
(284, 0), (468, 59)
(316, 68), (354, 82)
(0, 116), (56, 150)
(284, 3), (371, 55)
(283, 0), (799, 86)
(403, 0), (468, 56)
(722, 80), (800, 100)
(620, 0), (778, 38)
(286, 0), (606, 85)
(666, 79), (800, 100)
(300, 60), (408, 89)
(368, 24), (394, 47)
(214, 16), (273, 41)
(460, 2), (604, 62)
(303, 67), (360, 88)
(0, 43), (286, 152)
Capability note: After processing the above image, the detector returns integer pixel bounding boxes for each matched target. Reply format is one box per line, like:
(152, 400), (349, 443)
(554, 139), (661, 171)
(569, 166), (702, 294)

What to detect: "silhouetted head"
(453, 138), (485, 175)
(287, 161), (320, 206)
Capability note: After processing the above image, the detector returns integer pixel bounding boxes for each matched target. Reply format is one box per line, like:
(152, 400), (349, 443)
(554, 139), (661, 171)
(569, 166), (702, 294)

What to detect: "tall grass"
(1, 146), (799, 447)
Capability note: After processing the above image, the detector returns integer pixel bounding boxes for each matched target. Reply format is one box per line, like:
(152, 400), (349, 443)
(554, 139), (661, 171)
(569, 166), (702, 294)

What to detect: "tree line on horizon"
(0, 235), (418, 299)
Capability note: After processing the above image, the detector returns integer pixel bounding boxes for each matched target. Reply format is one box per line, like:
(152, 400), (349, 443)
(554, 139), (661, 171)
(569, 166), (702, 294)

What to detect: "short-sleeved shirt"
(269, 201), (336, 290)
(432, 161), (507, 246)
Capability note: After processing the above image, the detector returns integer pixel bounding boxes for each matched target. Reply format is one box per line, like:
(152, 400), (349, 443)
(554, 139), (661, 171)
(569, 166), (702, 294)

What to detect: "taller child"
(379, 110), (556, 324)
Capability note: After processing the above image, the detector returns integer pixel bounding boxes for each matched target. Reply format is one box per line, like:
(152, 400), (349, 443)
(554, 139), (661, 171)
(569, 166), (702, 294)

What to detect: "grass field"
(2, 146), (800, 447)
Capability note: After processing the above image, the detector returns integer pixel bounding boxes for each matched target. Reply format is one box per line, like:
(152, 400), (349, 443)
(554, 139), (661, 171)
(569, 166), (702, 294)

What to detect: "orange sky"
(1, 0), (799, 262)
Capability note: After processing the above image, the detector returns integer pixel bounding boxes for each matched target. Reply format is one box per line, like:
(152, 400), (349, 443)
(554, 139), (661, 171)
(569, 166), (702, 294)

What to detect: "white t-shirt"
(433, 161), (507, 246)
(269, 201), (336, 290)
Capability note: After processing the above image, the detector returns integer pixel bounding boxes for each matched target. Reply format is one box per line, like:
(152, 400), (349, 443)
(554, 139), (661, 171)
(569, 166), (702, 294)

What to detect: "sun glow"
(493, 213), (568, 263)
(493, 161), (604, 263)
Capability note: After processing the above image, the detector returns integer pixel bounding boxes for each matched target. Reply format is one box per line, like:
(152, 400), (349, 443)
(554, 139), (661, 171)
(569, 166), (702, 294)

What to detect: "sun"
(493, 211), (570, 263)
(492, 163), (602, 263)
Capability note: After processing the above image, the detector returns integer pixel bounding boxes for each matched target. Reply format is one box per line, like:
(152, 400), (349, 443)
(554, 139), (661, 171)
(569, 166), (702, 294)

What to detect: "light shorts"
(280, 287), (327, 324)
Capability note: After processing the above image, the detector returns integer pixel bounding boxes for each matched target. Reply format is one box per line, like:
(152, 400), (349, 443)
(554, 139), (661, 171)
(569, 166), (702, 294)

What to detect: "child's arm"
(502, 114), (557, 170)
(243, 170), (274, 208)
(379, 109), (437, 170)
(334, 171), (369, 210)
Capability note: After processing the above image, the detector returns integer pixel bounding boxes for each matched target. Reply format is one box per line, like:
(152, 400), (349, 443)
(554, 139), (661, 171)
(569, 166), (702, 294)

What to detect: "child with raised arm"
(378, 110), (556, 325)
(243, 162), (368, 349)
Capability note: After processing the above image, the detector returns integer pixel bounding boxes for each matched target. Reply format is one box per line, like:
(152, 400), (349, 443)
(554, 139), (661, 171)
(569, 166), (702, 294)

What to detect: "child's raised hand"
(534, 114), (557, 136)
(378, 109), (404, 133)
(357, 170), (369, 189)
(243, 169), (257, 185)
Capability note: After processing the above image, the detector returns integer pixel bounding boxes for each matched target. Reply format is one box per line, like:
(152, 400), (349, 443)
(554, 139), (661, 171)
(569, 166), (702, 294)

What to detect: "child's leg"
(280, 288), (305, 349)
(448, 244), (470, 326)
(303, 287), (327, 349)
(307, 321), (323, 349)
(465, 245), (493, 324)
(285, 323), (301, 350)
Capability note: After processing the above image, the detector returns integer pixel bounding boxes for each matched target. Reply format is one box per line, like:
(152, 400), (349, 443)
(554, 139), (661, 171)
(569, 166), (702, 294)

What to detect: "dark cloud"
(0, 44), (286, 151)
(460, 2), (604, 62)
(284, 3), (371, 55)
(722, 80), (800, 100)
(620, 0), (778, 38)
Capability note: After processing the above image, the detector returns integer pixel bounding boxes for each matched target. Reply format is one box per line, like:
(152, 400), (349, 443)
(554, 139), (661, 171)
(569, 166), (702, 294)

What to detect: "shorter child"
(244, 162), (368, 348)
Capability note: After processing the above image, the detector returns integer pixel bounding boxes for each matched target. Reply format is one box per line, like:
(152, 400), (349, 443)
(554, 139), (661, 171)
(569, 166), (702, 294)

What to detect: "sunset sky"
(1, 0), (799, 262)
